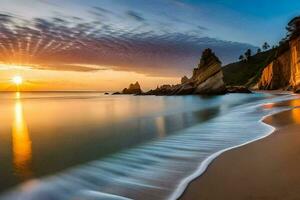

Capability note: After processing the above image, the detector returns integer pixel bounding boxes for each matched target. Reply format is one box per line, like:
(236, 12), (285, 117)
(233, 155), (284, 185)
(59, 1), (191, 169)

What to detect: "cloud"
(197, 25), (209, 31)
(0, 12), (256, 76)
(168, 0), (194, 9)
(93, 6), (114, 15)
(126, 10), (146, 22)
(37, 0), (60, 7)
(0, 13), (13, 23)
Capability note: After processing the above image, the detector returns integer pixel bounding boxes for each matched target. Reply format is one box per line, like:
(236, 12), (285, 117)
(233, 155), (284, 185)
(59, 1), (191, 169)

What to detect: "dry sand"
(180, 106), (300, 200)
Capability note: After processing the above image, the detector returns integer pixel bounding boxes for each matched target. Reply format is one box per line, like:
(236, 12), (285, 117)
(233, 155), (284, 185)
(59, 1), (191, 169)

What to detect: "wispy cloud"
(126, 10), (146, 22)
(0, 10), (256, 76)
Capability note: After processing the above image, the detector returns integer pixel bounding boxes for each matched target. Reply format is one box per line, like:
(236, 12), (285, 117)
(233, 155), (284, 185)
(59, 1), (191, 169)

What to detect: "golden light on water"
(155, 116), (166, 138)
(12, 92), (33, 179)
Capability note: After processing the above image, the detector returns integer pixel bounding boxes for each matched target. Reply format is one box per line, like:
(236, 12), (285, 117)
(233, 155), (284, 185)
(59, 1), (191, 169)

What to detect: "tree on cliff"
(244, 49), (252, 60)
(286, 16), (300, 39)
(198, 48), (221, 68)
(257, 48), (262, 54)
(239, 55), (244, 61)
(262, 42), (270, 50)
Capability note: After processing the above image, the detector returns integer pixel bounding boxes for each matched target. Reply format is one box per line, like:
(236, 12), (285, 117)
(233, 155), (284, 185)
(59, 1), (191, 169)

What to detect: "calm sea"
(0, 92), (297, 200)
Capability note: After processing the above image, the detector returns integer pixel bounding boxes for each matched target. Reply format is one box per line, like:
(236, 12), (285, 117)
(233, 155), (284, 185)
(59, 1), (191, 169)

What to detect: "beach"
(180, 99), (300, 200)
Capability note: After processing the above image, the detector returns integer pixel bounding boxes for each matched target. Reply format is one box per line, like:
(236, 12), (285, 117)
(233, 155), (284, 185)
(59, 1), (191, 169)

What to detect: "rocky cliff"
(145, 49), (227, 95)
(258, 37), (300, 92)
(121, 82), (142, 94)
(258, 49), (291, 90)
(191, 49), (227, 94)
(290, 37), (300, 92)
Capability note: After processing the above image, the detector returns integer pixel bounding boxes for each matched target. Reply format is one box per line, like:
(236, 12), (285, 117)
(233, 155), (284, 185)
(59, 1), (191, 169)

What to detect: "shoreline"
(169, 105), (279, 200)
(179, 99), (300, 200)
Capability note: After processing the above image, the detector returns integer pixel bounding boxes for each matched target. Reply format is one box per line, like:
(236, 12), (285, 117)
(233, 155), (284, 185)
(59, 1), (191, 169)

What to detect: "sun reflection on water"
(12, 92), (33, 179)
(155, 116), (166, 138)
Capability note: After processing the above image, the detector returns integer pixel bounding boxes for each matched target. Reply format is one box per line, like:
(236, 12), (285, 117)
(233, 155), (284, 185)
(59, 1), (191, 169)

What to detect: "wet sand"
(180, 103), (300, 200)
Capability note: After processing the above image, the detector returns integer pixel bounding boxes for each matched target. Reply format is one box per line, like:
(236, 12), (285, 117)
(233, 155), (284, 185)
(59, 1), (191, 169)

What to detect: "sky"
(0, 0), (299, 91)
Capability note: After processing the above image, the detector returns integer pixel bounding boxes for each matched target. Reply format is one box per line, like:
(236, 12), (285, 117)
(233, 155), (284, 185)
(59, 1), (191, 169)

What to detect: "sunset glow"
(12, 76), (23, 85)
(0, 0), (299, 91)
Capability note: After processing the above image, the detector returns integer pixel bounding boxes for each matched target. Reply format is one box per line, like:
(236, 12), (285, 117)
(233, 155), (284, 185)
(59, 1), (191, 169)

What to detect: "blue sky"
(12, 0), (299, 45)
(0, 0), (299, 77)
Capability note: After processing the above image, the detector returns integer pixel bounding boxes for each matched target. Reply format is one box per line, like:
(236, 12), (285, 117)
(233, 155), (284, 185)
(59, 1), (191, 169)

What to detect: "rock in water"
(112, 92), (121, 95)
(145, 48), (227, 95)
(122, 81), (142, 94)
(191, 49), (226, 94)
(226, 86), (252, 93)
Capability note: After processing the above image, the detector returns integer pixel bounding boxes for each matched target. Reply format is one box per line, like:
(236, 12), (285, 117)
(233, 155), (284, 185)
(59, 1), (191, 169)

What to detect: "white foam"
(169, 106), (292, 200)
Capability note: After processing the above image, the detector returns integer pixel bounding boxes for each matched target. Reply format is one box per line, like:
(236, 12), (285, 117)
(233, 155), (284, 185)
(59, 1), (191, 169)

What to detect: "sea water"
(0, 92), (298, 200)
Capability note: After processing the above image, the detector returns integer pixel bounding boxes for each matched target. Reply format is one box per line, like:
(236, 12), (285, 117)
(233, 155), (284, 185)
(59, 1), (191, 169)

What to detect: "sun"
(12, 75), (23, 85)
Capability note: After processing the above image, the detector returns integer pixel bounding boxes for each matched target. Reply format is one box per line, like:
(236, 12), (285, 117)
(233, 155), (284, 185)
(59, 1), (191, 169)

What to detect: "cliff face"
(258, 36), (300, 92)
(258, 49), (291, 90)
(145, 49), (227, 95)
(290, 37), (300, 91)
(191, 49), (226, 94)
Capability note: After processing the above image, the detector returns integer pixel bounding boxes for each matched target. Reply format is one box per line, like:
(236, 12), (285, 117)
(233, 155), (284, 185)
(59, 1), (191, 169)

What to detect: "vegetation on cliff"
(223, 15), (300, 90)
(223, 48), (277, 87)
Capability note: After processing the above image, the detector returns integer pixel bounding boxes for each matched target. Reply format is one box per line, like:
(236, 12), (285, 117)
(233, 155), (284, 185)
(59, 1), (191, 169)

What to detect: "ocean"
(0, 92), (297, 200)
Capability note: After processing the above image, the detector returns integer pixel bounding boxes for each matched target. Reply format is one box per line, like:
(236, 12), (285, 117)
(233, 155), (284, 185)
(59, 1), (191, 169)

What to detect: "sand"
(180, 106), (300, 200)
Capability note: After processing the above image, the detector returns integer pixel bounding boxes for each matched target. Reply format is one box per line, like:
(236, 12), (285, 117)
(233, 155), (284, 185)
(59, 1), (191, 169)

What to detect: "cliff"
(145, 49), (227, 95)
(119, 81), (142, 94)
(223, 49), (277, 87)
(258, 37), (300, 92)
(258, 49), (291, 90)
(290, 37), (300, 92)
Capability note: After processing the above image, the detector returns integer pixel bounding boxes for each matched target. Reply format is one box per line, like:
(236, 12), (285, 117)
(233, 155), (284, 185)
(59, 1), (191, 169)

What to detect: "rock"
(226, 86), (252, 93)
(175, 83), (195, 95)
(159, 84), (172, 90)
(112, 92), (121, 95)
(104, 92), (109, 95)
(189, 48), (226, 94)
(143, 84), (177, 95)
(122, 81), (142, 94)
(193, 71), (226, 94)
(181, 76), (189, 84)
(145, 48), (226, 95)
(294, 85), (300, 93)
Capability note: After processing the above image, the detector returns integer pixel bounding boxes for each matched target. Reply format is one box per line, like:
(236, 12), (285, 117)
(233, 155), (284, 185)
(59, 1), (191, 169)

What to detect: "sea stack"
(122, 81), (142, 94)
(145, 48), (227, 95)
(190, 48), (226, 94)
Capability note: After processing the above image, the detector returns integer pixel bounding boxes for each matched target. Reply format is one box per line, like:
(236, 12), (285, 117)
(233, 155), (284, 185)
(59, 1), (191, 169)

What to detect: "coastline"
(179, 99), (300, 200)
